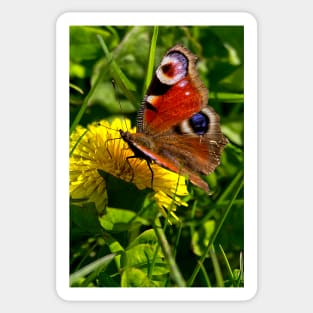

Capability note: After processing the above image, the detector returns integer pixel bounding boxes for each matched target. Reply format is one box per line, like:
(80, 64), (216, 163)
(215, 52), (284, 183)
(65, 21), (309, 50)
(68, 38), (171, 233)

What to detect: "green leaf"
(219, 66), (244, 92)
(98, 272), (119, 287)
(70, 203), (103, 235)
(70, 61), (87, 79)
(102, 172), (150, 212)
(222, 120), (244, 146)
(88, 81), (137, 114)
(98, 207), (148, 232)
(191, 220), (216, 256)
(210, 26), (244, 63)
(120, 229), (170, 285)
(123, 243), (167, 273)
(121, 267), (157, 287)
(127, 229), (158, 249)
(209, 63), (241, 89)
(70, 26), (113, 62)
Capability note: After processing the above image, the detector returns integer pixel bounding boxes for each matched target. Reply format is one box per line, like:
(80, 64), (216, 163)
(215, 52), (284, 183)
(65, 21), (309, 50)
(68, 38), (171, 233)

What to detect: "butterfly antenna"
(111, 79), (129, 132)
(98, 81), (125, 159)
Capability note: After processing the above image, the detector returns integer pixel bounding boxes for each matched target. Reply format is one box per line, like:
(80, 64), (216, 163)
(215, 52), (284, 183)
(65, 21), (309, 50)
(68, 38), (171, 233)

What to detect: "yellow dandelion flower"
(70, 118), (189, 217)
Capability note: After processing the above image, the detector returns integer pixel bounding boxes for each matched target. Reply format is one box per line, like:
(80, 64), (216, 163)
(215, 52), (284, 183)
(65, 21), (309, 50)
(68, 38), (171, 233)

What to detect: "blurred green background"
(69, 26), (244, 287)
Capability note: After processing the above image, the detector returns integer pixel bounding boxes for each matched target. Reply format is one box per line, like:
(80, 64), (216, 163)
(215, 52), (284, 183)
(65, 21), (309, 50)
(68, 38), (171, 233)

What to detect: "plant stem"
(154, 217), (186, 287)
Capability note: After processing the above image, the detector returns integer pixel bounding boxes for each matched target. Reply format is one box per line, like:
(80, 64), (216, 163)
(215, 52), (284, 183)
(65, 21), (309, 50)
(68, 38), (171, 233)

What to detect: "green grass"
(69, 25), (244, 287)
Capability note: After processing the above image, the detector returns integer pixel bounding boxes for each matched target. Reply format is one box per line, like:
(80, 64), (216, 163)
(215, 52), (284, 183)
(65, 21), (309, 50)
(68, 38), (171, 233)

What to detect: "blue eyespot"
(189, 112), (209, 135)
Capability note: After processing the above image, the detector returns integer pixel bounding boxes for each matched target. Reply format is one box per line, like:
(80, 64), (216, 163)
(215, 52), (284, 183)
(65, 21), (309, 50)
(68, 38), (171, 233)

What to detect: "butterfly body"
(121, 44), (228, 192)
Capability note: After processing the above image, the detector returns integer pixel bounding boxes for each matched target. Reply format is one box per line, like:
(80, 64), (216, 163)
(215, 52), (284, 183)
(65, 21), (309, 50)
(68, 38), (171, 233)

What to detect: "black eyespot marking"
(173, 124), (184, 134)
(167, 51), (188, 71)
(189, 112), (209, 135)
(161, 63), (172, 75)
(163, 52), (188, 78)
(146, 75), (172, 95)
(156, 51), (189, 85)
(145, 100), (158, 112)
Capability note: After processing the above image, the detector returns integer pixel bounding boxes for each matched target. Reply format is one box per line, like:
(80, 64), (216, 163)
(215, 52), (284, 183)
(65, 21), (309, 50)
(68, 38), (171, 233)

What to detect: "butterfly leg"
(104, 137), (121, 159)
(125, 155), (136, 182)
(145, 159), (154, 189)
(125, 155), (154, 189)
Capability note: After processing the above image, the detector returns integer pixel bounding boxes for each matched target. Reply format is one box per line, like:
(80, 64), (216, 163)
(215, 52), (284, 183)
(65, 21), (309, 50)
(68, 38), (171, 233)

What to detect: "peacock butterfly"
(120, 44), (228, 193)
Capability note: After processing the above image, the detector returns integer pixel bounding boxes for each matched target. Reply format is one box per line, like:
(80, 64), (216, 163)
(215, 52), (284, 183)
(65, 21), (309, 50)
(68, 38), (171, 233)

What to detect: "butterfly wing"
(137, 45), (208, 135)
(124, 132), (227, 192)
(122, 44), (228, 192)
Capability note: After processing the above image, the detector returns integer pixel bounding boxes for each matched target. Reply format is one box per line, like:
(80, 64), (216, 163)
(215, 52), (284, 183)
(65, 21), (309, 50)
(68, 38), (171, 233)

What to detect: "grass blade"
(187, 171), (243, 286)
(69, 63), (109, 134)
(96, 35), (138, 106)
(154, 217), (186, 287)
(143, 26), (159, 94)
(70, 253), (116, 286)
(209, 245), (224, 287)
